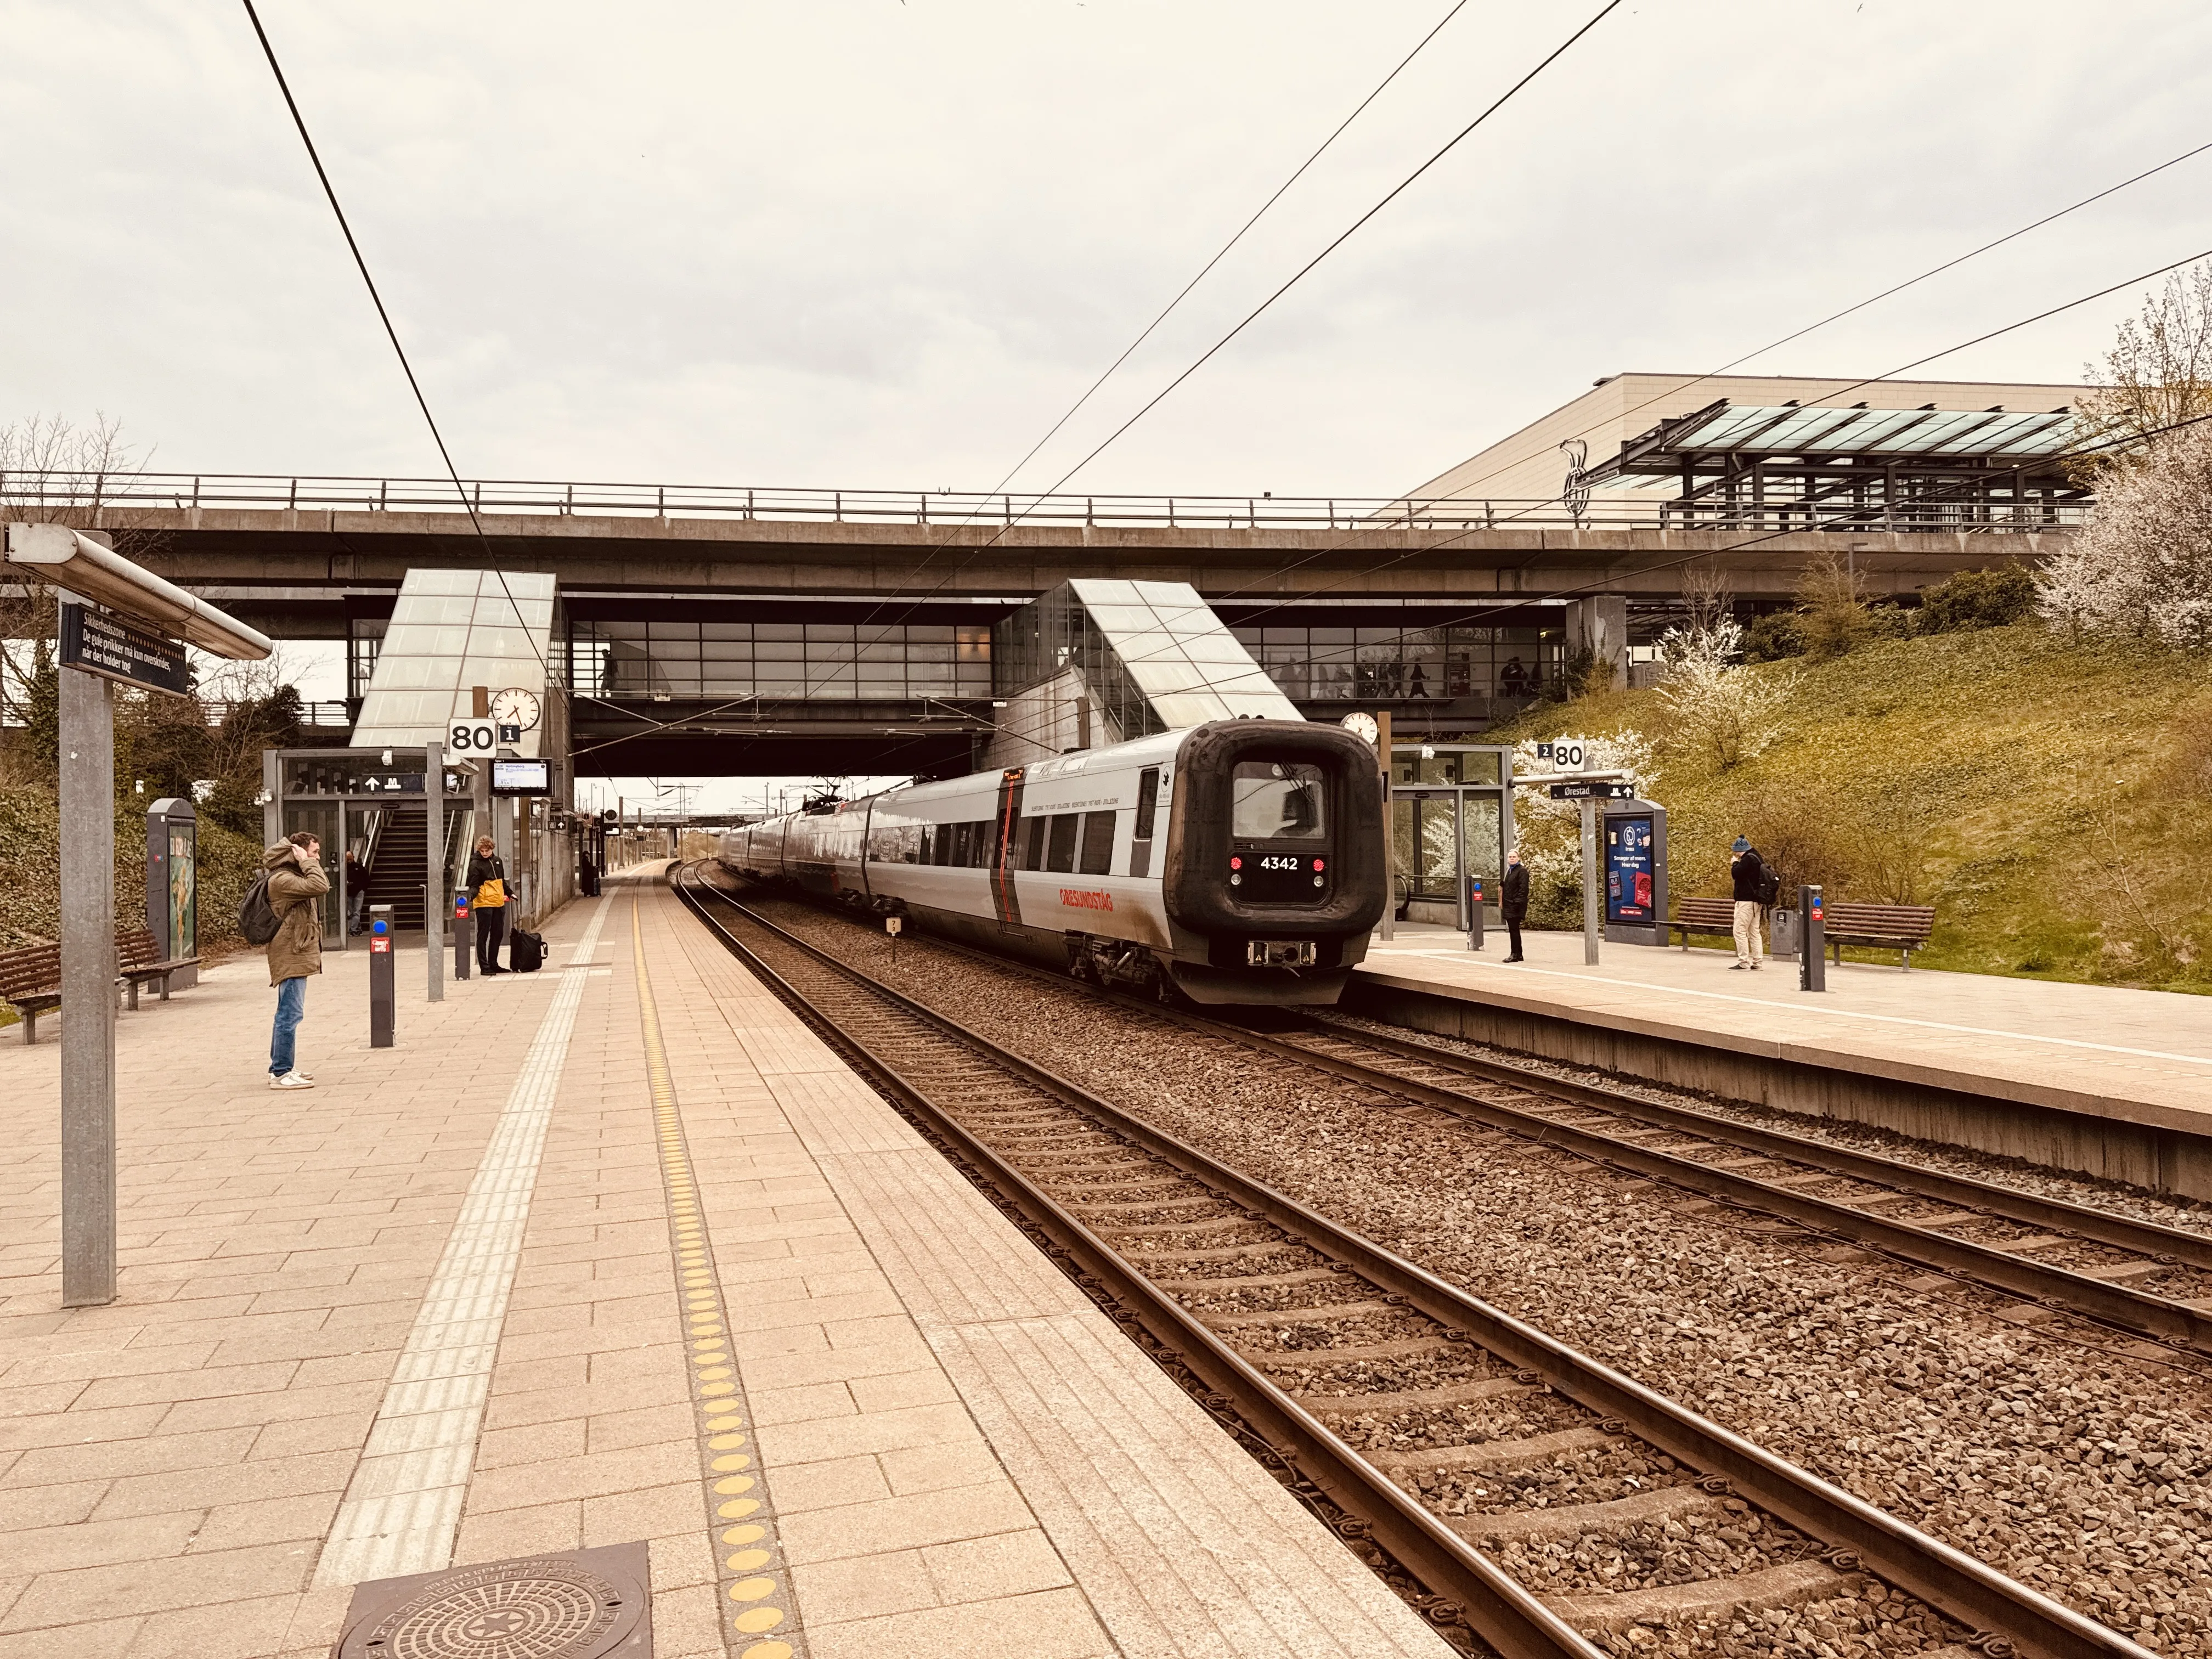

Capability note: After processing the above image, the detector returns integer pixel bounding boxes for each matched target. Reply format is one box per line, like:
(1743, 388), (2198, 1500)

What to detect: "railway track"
(671, 865), (2154, 1659)
(723, 871), (2212, 1369)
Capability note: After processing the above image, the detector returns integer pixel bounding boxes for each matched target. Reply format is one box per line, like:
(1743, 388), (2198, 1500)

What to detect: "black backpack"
(1757, 863), (1783, 907)
(510, 928), (545, 973)
(238, 871), (283, 945)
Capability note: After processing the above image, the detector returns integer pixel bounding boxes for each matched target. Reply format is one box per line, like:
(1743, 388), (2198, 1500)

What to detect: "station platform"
(1354, 924), (2212, 1199)
(0, 868), (1453, 1659)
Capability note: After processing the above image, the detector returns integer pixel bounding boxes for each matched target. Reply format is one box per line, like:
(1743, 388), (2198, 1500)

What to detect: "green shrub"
(1742, 611), (1805, 662)
(1915, 566), (2038, 634)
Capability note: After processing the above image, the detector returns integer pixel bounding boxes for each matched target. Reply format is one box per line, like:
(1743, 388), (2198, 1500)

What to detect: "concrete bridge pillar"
(1563, 595), (1628, 692)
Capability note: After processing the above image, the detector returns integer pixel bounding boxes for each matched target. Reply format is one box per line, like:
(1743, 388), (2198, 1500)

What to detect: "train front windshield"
(1229, 760), (1330, 902)
(1231, 761), (1326, 840)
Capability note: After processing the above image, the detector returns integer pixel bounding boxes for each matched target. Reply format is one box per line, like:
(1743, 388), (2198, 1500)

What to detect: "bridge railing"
(0, 470), (2085, 535)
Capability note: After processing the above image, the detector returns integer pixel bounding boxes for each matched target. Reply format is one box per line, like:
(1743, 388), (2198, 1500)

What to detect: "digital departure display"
(492, 759), (552, 796)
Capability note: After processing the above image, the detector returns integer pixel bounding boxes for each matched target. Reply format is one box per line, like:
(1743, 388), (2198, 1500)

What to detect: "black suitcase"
(509, 928), (545, 973)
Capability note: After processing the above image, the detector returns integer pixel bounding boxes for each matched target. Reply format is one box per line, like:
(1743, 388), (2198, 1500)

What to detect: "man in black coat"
(1729, 835), (1766, 969)
(1500, 849), (1530, 963)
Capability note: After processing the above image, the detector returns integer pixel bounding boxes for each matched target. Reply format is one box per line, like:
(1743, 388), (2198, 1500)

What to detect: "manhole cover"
(334, 1543), (651, 1659)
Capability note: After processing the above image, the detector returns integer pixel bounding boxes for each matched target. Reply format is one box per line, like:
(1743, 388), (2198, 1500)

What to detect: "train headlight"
(1229, 874), (1242, 886)
(1229, 856), (1242, 870)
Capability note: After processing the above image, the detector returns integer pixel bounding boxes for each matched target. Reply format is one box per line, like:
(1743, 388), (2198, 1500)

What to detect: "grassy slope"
(1493, 625), (2212, 992)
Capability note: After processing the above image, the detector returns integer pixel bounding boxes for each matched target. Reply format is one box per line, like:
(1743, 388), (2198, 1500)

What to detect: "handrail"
(0, 469), (2086, 535)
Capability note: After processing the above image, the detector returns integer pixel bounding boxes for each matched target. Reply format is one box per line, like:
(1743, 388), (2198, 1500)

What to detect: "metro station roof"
(1588, 398), (2082, 486)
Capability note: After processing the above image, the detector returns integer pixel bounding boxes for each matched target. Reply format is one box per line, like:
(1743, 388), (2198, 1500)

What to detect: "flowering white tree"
(2040, 419), (2212, 648)
(1654, 614), (1795, 769)
(1509, 731), (1656, 924)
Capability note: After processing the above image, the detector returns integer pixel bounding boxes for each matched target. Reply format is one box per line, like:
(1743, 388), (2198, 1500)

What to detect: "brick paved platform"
(1355, 925), (2212, 1196)
(0, 868), (1453, 1659)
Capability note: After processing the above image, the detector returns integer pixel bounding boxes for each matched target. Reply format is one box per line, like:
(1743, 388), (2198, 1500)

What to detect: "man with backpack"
(255, 831), (329, 1087)
(1729, 835), (1769, 970)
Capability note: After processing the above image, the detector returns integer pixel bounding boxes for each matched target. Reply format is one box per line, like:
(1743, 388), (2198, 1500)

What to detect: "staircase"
(363, 807), (430, 931)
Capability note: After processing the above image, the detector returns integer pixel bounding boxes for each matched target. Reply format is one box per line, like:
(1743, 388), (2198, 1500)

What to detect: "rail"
(671, 865), (2152, 1659)
(0, 469), (2085, 535)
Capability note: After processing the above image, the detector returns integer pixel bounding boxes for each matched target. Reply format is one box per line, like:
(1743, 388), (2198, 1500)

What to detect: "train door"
(990, 768), (1025, 926)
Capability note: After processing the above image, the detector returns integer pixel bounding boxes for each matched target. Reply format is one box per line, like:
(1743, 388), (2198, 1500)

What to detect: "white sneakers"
(269, 1070), (316, 1090)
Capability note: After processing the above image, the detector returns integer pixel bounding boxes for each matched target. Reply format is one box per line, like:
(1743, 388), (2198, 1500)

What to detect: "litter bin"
(1769, 907), (1800, 963)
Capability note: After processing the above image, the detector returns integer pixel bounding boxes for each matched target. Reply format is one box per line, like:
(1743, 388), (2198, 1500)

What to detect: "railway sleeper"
(1545, 1559), (1861, 1634)
(1300, 1377), (1530, 1418)
(1200, 1299), (1398, 1329)
(1379, 1426), (1623, 1477)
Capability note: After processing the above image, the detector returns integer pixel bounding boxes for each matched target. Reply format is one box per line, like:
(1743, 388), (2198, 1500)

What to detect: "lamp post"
(5, 524), (271, 1307)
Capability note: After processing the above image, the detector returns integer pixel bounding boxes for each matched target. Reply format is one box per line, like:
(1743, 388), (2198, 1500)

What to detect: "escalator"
(359, 806), (430, 932)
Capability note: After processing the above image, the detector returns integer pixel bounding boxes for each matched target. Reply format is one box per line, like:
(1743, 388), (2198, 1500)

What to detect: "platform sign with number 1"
(448, 718), (499, 758)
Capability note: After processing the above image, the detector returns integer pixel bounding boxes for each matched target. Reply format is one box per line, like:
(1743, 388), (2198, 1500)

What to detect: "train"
(718, 718), (1386, 1005)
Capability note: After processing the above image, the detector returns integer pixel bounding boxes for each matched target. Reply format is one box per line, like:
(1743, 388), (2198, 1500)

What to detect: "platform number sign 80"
(449, 719), (499, 756)
(1538, 737), (1589, 772)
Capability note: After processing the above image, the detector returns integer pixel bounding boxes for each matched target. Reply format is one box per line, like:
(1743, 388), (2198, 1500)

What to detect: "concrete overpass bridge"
(12, 471), (2069, 775)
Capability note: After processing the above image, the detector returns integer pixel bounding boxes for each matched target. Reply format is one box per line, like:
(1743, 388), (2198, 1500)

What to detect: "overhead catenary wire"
(972, 0), (1472, 511)
(241, 0), (649, 751)
(1075, 237), (2212, 701)
(576, 228), (2211, 769)
(823, 0), (1627, 687)
(1399, 133), (2212, 513)
(830, 0), (1479, 717)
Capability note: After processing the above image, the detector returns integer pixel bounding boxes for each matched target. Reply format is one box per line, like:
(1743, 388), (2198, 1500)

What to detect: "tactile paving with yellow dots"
(634, 902), (805, 1659)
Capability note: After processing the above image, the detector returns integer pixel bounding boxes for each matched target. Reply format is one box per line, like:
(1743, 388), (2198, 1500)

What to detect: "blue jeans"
(270, 976), (307, 1075)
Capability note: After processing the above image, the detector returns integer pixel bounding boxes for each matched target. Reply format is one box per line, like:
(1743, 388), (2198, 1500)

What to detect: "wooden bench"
(1818, 902), (1935, 970)
(0, 943), (61, 1044)
(1666, 896), (1745, 948)
(117, 926), (200, 1009)
(0, 927), (203, 1042)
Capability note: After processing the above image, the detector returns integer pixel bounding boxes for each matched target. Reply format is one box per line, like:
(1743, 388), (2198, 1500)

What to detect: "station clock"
(491, 687), (541, 731)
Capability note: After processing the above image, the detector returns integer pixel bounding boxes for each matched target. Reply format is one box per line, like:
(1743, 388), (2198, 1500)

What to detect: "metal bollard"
(1465, 875), (1486, 952)
(369, 906), (396, 1047)
(1798, 884), (1826, 993)
(453, 892), (472, 981)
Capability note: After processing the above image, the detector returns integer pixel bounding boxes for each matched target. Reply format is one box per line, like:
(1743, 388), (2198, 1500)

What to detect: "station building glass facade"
(352, 569), (557, 758)
(992, 580), (1298, 741)
(565, 618), (992, 702)
(1229, 624), (1559, 709)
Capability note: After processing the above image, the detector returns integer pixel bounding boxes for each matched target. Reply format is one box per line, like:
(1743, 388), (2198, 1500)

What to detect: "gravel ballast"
(727, 889), (2212, 1654)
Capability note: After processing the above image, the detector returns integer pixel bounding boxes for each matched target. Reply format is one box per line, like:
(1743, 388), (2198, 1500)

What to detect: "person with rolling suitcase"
(465, 837), (512, 975)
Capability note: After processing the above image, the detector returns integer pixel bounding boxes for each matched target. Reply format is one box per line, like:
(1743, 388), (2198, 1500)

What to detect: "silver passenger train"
(718, 718), (1386, 1005)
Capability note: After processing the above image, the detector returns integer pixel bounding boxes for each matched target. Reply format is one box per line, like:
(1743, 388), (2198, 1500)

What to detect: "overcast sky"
(9, 0), (2211, 805)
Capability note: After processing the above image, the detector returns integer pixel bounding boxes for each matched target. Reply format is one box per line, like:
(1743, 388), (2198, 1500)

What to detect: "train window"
(1023, 816), (1049, 871)
(971, 820), (993, 867)
(1232, 760), (1327, 840)
(1045, 814), (1080, 873)
(1078, 810), (1115, 876)
(1133, 768), (1159, 840)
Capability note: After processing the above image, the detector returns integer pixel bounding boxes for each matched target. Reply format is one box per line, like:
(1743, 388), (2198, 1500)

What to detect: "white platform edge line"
(313, 895), (612, 1588)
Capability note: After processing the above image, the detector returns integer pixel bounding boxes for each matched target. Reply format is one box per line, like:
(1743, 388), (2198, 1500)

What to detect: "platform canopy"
(1581, 397), (2090, 533)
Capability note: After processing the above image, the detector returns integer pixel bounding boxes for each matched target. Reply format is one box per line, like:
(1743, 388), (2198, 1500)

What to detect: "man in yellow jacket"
(465, 835), (512, 975)
(264, 832), (329, 1089)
